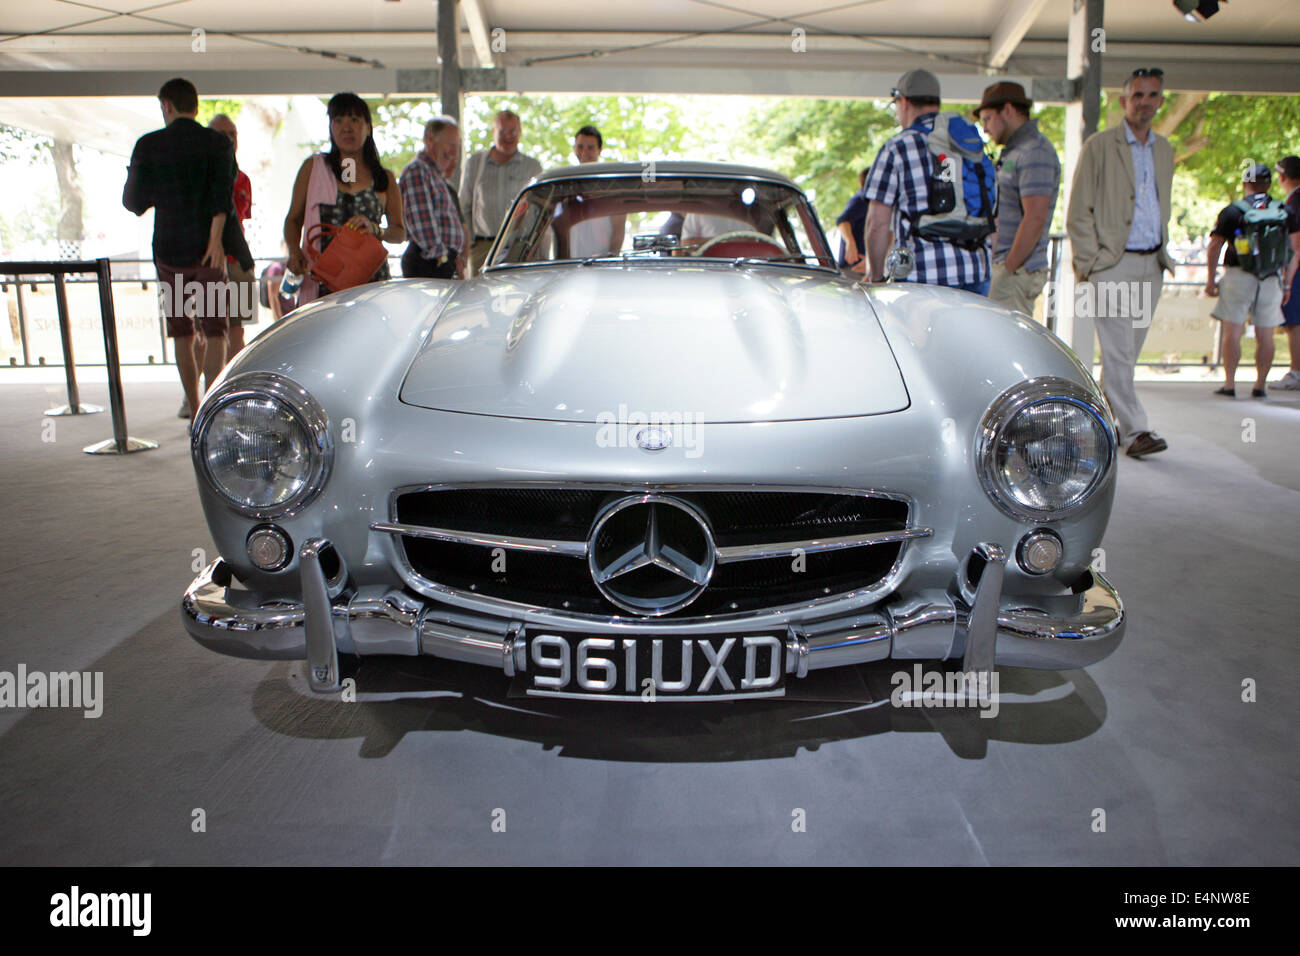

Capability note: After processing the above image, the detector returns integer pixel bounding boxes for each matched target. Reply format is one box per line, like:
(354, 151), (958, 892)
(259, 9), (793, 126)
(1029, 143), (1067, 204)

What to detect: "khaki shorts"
(989, 262), (1049, 317)
(1211, 267), (1284, 327)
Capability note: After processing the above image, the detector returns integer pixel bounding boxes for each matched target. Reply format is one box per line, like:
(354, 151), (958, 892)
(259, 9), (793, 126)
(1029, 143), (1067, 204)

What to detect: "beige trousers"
(467, 238), (495, 278)
(989, 262), (1049, 317)
(1087, 252), (1164, 444)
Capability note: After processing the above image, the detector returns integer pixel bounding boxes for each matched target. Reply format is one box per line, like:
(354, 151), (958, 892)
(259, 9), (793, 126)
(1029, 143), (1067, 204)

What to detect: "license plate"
(523, 632), (787, 701)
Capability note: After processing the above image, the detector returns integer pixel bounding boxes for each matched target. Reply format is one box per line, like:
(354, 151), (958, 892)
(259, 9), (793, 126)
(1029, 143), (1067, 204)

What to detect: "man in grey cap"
(976, 81), (1060, 317)
(861, 68), (990, 292)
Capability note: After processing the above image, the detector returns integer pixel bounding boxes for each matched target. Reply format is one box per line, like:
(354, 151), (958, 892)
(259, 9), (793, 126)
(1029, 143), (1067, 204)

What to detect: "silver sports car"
(183, 161), (1123, 701)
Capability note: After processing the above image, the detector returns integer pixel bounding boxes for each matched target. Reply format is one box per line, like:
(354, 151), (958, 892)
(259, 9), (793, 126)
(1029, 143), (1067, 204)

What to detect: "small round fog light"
(1017, 529), (1063, 575)
(247, 525), (291, 571)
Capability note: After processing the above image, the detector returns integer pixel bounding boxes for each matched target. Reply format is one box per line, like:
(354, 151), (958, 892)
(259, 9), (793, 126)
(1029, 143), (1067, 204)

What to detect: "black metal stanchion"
(14, 279), (32, 367)
(45, 271), (104, 417)
(83, 257), (157, 455)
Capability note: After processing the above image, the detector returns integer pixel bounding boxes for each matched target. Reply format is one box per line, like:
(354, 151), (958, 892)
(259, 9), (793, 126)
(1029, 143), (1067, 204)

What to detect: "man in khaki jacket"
(1066, 68), (1175, 459)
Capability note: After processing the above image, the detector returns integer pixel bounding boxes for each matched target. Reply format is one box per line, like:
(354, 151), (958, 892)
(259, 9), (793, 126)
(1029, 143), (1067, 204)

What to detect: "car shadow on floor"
(250, 655), (1107, 762)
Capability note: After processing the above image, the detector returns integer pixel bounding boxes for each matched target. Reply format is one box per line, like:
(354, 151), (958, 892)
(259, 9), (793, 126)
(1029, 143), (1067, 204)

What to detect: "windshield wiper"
(730, 253), (837, 268)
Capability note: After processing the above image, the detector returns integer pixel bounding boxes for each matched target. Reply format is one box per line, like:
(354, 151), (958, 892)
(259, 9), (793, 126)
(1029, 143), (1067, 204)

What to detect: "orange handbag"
(304, 222), (388, 292)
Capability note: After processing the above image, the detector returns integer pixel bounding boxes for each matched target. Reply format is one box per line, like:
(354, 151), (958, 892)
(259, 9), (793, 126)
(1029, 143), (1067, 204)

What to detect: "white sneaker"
(1277, 369), (1300, 390)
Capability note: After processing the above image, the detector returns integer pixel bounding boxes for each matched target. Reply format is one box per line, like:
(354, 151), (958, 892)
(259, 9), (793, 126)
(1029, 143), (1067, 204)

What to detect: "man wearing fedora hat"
(976, 81), (1060, 318)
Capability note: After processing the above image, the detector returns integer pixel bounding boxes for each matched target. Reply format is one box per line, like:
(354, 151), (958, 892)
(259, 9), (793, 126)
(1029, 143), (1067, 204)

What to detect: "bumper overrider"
(181, 538), (1125, 695)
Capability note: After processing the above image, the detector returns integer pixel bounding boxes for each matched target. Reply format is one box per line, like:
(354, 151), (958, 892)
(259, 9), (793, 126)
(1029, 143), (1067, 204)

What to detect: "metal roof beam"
(987, 0), (1051, 69)
(460, 0), (496, 68)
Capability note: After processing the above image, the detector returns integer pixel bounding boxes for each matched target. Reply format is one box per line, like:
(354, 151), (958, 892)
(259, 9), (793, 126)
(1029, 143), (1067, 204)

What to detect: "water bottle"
(280, 269), (304, 296)
(1232, 229), (1251, 258)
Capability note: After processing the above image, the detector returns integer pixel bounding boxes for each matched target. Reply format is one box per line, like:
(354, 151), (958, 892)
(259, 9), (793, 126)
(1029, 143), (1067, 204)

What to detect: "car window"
(487, 176), (835, 269)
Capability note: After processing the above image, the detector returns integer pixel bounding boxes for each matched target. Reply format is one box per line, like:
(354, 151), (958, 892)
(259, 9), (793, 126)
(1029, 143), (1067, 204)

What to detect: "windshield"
(487, 175), (835, 269)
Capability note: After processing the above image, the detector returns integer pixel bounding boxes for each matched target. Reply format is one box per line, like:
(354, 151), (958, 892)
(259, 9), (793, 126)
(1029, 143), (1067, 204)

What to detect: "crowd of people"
(122, 73), (1300, 448)
(834, 67), (1300, 460)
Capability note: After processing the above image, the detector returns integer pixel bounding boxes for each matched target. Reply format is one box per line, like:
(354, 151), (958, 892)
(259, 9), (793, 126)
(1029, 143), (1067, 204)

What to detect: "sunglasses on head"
(1131, 68), (1164, 78)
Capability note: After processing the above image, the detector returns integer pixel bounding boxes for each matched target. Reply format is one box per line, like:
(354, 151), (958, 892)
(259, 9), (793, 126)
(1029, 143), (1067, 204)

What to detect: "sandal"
(1251, 388), (1267, 398)
(1213, 386), (1235, 397)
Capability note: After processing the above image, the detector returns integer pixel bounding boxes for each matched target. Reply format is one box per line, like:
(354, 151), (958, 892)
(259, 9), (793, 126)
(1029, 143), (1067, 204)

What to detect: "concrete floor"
(0, 376), (1297, 865)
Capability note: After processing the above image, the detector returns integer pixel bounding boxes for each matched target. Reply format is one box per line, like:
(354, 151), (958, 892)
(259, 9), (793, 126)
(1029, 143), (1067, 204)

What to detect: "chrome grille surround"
(376, 482), (929, 629)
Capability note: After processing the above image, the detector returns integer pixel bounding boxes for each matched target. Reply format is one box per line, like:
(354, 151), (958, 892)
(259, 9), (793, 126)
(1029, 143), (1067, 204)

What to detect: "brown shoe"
(1126, 431), (1168, 458)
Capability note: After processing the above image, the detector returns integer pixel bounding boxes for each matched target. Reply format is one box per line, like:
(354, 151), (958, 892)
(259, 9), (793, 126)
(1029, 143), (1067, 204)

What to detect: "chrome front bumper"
(181, 539), (1125, 692)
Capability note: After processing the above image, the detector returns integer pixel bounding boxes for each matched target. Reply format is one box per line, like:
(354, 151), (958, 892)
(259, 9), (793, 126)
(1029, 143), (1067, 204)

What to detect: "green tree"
(196, 98), (243, 126)
(1159, 94), (1300, 203)
(461, 93), (690, 170)
(744, 98), (898, 225)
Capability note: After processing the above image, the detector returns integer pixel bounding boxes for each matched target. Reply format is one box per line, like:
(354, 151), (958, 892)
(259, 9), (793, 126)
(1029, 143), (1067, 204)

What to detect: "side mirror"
(884, 247), (914, 282)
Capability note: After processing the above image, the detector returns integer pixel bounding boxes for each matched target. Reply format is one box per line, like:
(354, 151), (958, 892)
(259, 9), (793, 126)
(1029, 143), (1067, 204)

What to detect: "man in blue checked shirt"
(862, 68), (991, 294)
(400, 116), (466, 279)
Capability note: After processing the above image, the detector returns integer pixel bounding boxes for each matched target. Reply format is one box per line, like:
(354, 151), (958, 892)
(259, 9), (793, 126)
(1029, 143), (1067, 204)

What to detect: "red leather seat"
(701, 239), (783, 259)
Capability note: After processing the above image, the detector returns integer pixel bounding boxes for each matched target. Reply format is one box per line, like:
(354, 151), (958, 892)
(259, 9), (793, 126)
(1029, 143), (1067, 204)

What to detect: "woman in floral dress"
(284, 93), (405, 303)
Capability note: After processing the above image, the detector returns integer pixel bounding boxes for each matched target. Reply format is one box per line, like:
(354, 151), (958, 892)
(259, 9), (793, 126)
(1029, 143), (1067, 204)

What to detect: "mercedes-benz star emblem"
(635, 425), (672, 451)
(587, 495), (716, 616)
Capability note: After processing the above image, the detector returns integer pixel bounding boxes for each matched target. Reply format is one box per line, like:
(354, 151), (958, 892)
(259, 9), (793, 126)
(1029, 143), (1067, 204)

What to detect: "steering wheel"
(691, 230), (786, 257)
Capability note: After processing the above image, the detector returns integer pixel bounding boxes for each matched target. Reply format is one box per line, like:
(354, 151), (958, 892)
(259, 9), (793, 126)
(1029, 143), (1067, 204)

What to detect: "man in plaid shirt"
(400, 116), (466, 279)
(862, 69), (990, 293)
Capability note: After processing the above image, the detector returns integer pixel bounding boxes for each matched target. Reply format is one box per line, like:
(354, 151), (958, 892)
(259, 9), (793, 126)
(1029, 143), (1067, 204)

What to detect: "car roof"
(530, 161), (802, 191)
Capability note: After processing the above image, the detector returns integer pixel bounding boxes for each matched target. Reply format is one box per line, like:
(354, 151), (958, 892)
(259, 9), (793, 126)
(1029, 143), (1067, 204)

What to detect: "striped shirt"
(1123, 121), (1163, 250)
(400, 151), (465, 261)
(861, 113), (989, 287)
(993, 119), (1059, 272)
(460, 149), (543, 239)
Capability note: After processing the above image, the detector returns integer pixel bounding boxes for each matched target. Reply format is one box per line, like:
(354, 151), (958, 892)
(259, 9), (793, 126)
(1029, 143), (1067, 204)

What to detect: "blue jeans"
(958, 278), (990, 296)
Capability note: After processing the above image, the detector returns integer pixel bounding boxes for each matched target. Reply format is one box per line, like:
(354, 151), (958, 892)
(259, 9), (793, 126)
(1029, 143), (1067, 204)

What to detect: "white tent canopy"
(2, 0), (1297, 100)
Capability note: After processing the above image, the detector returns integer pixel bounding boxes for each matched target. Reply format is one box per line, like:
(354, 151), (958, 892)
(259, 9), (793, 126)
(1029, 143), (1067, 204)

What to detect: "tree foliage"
(1160, 93), (1300, 203)
(196, 99), (244, 127)
(350, 93), (692, 180)
(461, 94), (689, 171)
(744, 98), (898, 224)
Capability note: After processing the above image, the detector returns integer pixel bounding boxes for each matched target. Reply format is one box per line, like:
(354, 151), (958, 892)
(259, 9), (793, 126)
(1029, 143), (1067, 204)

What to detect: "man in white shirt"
(567, 125), (625, 259)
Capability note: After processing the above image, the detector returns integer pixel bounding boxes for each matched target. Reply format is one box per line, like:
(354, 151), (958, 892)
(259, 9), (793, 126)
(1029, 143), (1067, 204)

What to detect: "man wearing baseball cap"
(975, 81), (1060, 317)
(860, 68), (990, 292)
(1204, 163), (1300, 397)
(1275, 156), (1300, 388)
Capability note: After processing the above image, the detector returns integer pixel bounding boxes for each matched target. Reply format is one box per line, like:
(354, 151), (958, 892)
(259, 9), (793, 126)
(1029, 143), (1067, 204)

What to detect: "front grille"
(394, 487), (911, 618)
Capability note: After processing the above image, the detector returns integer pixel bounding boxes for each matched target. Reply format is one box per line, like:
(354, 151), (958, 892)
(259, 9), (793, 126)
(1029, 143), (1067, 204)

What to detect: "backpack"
(908, 113), (998, 250)
(1231, 198), (1291, 278)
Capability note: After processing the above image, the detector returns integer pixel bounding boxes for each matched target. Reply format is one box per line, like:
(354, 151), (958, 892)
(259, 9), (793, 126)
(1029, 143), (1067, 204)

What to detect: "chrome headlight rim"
(191, 372), (334, 519)
(977, 376), (1116, 522)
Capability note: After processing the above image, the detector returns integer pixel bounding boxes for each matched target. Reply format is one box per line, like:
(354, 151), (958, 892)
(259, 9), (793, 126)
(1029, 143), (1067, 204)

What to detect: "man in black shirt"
(123, 77), (245, 424)
(1204, 164), (1300, 398)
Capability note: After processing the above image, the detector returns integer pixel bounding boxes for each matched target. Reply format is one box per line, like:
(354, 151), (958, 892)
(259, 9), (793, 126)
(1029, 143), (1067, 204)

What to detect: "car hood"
(399, 263), (909, 423)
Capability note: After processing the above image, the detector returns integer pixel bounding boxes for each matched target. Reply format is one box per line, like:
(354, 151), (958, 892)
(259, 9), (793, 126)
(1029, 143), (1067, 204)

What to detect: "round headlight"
(193, 374), (332, 517)
(978, 378), (1114, 520)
